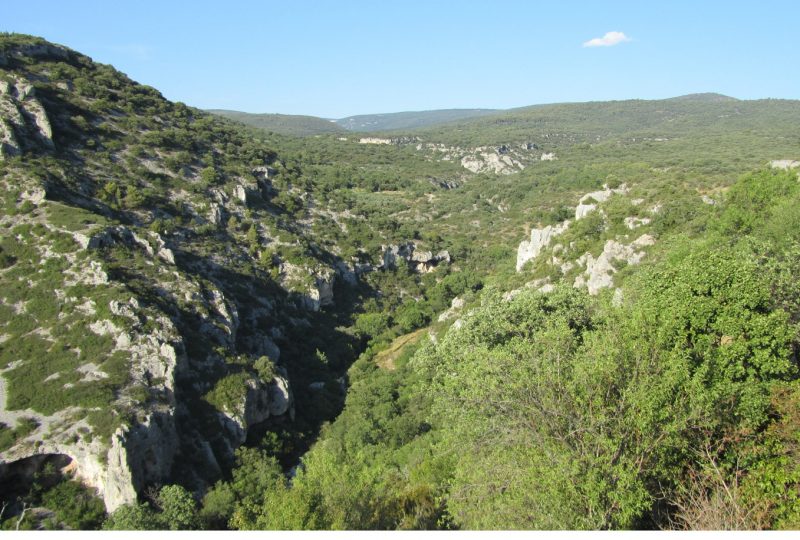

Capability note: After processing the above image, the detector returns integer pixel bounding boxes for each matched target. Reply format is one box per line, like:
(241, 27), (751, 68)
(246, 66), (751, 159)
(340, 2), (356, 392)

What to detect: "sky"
(3, 0), (798, 118)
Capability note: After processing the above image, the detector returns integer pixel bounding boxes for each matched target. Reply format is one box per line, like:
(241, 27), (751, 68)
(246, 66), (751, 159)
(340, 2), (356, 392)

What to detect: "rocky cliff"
(0, 36), (361, 510)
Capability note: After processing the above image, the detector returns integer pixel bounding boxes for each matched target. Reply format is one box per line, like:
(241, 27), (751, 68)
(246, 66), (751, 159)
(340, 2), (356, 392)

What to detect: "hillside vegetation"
(206, 110), (345, 137)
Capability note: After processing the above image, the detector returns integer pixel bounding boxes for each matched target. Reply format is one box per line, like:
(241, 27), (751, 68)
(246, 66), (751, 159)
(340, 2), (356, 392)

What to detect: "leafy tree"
(354, 312), (390, 338)
(41, 480), (106, 529)
(103, 503), (161, 530)
(158, 485), (199, 530)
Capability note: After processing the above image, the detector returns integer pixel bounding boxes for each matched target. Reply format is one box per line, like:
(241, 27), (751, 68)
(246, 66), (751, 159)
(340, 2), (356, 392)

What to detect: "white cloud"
(583, 31), (632, 48)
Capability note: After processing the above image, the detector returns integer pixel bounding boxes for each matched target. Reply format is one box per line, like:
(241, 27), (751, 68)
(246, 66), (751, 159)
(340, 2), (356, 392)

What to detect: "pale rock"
(217, 375), (293, 444)
(701, 195), (716, 205)
(538, 283), (556, 293)
(209, 288), (239, 340)
(109, 298), (140, 320)
(624, 216), (651, 229)
(83, 261), (109, 285)
(20, 186), (46, 205)
(208, 203), (224, 226)
(102, 414), (179, 511)
(516, 221), (570, 271)
(461, 150), (524, 175)
(411, 250), (434, 263)
(769, 159), (800, 170)
(334, 260), (358, 285)
(210, 188), (228, 204)
(612, 288), (624, 307)
(157, 247), (176, 265)
(314, 274), (335, 308)
(77, 363), (109, 382)
(436, 250), (452, 264)
(359, 137), (392, 144)
(0, 119), (20, 159)
(540, 152), (557, 161)
(438, 296), (466, 322)
(573, 234), (655, 295)
(0, 75), (53, 152)
(575, 184), (629, 220)
(131, 231), (154, 256)
(381, 243), (414, 270)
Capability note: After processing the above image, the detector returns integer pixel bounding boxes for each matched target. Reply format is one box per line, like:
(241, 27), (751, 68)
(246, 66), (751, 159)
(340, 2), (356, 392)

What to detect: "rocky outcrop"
(516, 222), (570, 271)
(217, 374), (293, 444)
(438, 296), (465, 322)
(359, 137), (393, 145)
(76, 226), (178, 267)
(0, 41), (70, 65)
(103, 413), (179, 511)
(573, 234), (655, 295)
(358, 136), (420, 145)
(20, 186), (47, 205)
(381, 243), (451, 273)
(574, 184), (628, 220)
(207, 203), (225, 226)
(461, 150), (524, 175)
(624, 216), (651, 229)
(0, 75), (53, 159)
(381, 243), (414, 270)
(770, 159), (800, 170)
(0, 295), (183, 511)
(412, 142), (541, 175)
(309, 274), (335, 310)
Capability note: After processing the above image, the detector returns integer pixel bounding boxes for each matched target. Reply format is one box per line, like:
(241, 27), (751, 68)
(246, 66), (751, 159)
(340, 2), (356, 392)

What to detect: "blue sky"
(3, 0), (797, 117)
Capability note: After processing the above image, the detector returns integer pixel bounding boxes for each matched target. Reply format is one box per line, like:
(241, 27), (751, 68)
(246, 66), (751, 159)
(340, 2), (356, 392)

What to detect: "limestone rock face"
(575, 184), (628, 220)
(233, 184), (248, 203)
(334, 260), (358, 285)
(300, 272), (336, 312)
(208, 203), (225, 225)
(381, 243), (415, 270)
(103, 413), (179, 511)
(0, 119), (20, 158)
(217, 375), (293, 444)
(313, 274), (335, 309)
(516, 222), (570, 271)
(461, 149), (524, 175)
(381, 243), (450, 273)
(438, 296), (466, 322)
(0, 296), (183, 512)
(574, 234), (655, 295)
(0, 75), (54, 159)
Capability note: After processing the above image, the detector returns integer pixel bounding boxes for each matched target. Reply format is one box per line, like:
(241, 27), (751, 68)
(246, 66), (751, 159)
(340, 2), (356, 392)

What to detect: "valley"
(1, 33), (800, 530)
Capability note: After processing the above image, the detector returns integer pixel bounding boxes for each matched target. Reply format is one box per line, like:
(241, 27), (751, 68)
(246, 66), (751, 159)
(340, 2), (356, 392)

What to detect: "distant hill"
(335, 108), (499, 132)
(209, 108), (502, 136)
(666, 92), (739, 102)
(413, 94), (797, 147)
(206, 110), (345, 136)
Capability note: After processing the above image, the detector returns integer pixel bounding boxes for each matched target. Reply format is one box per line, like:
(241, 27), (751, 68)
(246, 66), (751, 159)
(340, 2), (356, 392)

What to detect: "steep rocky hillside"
(0, 35), (391, 513)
